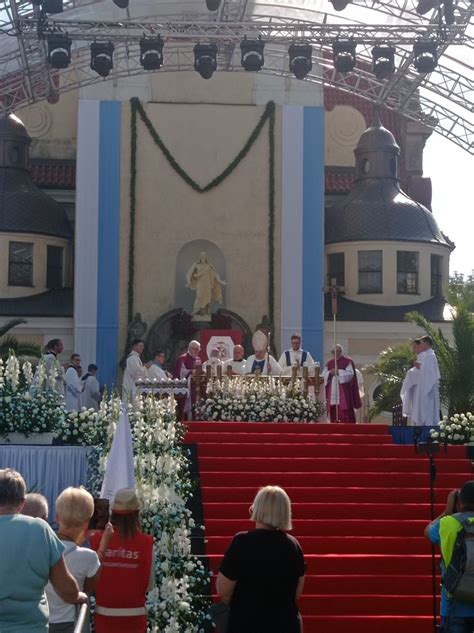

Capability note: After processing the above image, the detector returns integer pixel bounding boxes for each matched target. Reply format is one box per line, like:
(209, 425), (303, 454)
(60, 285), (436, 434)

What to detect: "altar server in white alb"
(224, 344), (247, 375)
(400, 339), (422, 421)
(81, 364), (101, 411)
(278, 333), (315, 376)
(147, 350), (168, 381)
(122, 339), (149, 404)
(410, 336), (441, 426)
(64, 353), (82, 412)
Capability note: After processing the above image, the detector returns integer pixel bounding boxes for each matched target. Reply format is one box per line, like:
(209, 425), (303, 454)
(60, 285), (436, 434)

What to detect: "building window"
(397, 251), (419, 294)
(8, 241), (33, 286)
(46, 246), (64, 289)
(327, 252), (345, 288)
(358, 250), (382, 293)
(431, 255), (443, 297)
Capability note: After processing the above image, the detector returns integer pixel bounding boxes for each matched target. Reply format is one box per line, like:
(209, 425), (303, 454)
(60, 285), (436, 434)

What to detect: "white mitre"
(252, 330), (268, 352)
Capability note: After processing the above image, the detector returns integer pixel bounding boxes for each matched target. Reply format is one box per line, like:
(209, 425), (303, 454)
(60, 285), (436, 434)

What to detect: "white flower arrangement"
(195, 374), (325, 422)
(430, 412), (474, 444)
(129, 395), (211, 632)
(0, 353), (66, 439)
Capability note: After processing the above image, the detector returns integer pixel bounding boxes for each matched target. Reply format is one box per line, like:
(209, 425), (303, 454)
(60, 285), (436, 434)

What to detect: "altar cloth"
(0, 445), (92, 522)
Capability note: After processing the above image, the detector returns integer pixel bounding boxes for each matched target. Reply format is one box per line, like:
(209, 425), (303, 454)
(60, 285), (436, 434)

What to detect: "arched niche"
(175, 240), (226, 314)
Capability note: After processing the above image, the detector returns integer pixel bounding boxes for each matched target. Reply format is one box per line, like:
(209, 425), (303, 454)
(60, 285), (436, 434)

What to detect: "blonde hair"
(56, 487), (94, 528)
(251, 486), (292, 531)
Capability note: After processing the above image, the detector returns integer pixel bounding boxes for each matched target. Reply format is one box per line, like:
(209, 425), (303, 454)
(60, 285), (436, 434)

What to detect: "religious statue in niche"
(185, 251), (226, 321)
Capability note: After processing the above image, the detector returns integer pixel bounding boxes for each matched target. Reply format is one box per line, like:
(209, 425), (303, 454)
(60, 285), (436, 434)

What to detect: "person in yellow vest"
(425, 480), (474, 631)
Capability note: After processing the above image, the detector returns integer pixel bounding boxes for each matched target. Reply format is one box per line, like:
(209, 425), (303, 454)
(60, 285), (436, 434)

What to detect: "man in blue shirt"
(425, 481), (474, 632)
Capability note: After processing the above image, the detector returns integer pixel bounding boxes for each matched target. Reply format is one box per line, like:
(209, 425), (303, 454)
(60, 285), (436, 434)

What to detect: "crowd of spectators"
(0, 468), (152, 633)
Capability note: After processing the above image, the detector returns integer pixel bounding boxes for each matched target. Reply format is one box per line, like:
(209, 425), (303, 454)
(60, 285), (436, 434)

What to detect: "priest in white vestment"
(400, 340), (422, 419)
(410, 336), (441, 426)
(81, 364), (101, 411)
(224, 344), (247, 375)
(122, 339), (148, 404)
(246, 349), (282, 376)
(278, 333), (315, 376)
(203, 348), (224, 376)
(148, 351), (168, 381)
(65, 360), (82, 412)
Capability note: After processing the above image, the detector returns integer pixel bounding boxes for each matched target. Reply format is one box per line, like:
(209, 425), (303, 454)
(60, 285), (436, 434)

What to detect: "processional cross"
(323, 278), (345, 422)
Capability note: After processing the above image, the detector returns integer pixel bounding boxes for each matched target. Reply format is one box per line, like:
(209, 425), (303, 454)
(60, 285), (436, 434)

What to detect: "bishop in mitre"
(246, 330), (281, 376)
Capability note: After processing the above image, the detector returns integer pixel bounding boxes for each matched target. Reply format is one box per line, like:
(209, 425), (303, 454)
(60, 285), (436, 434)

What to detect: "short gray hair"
(251, 486), (292, 531)
(0, 468), (26, 508)
(21, 493), (49, 520)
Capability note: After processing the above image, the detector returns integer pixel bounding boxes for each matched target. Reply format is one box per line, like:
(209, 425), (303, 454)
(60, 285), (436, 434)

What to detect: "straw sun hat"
(112, 488), (141, 514)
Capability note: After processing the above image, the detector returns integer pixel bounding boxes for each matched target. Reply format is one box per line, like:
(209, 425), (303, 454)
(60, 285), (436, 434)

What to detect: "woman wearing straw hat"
(216, 485), (305, 633)
(90, 489), (154, 633)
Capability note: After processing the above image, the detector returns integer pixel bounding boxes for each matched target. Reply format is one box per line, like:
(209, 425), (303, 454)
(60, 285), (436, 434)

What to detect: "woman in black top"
(216, 485), (305, 633)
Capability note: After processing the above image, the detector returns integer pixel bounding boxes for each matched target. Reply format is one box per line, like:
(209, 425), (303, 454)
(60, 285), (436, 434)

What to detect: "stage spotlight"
(90, 42), (115, 78)
(194, 43), (217, 79)
(413, 42), (438, 73)
(372, 45), (395, 80)
(332, 41), (356, 73)
(43, 0), (63, 12)
(47, 34), (71, 68)
(240, 37), (265, 72)
(289, 43), (312, 79)
(206, 0), (221, 9)
(140, 37), (164, 70)
(329, 0), (352, 9)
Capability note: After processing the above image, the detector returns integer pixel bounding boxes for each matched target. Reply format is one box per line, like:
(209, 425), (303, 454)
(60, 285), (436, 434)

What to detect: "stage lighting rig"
(240, 37), (265, 72)
(332, 41), (356, 73)
(289, 43), (312, 79)
(194, 43), (217, 79)
(372, 45), (395, 80)
(413, 41), (438, 73)
(90, 42), (115, 77)
(329, 0), (352, 10)
(206, 0), (221, 9)
(47, 33), (71, 68)
(139, 37), (164, 70)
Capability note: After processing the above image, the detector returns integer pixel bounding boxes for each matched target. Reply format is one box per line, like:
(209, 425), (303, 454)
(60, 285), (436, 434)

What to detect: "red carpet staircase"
(185, 422), (473, 633)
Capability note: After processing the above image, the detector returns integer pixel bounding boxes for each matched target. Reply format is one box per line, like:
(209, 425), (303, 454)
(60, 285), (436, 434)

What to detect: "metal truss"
(0, 6), (472, 152)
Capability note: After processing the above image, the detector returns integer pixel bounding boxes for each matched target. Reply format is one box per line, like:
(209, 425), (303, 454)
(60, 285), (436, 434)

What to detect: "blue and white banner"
(281, 106), (325, 363)
(75, 100), (121, 386)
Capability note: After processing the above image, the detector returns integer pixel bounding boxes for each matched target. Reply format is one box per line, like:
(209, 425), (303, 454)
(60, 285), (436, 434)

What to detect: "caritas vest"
(90, 530), (153, 608)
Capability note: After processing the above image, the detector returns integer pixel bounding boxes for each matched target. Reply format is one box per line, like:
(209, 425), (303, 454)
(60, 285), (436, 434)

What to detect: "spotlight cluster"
(44, 32), (439, 79)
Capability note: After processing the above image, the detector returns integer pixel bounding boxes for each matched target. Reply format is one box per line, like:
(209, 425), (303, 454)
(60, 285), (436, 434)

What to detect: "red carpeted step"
(201, 485), (455, 504)
(205, 553), (433, 576)
(193, 442), (466, 459)
(198, 455), (469, 473)
(210, 573), (437, 594)
(303, 615), (433, 633)
(187, 421), (391, 434)
(186, 432), (394, 444)
(204, 535), (431, 555)
(205, 518), (427, 536)
(203, 501), (442, 520)
(200, 470), (469, 487)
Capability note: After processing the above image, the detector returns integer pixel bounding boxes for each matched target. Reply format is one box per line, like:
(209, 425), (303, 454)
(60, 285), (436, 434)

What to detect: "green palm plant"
(0, 318), (42, 360)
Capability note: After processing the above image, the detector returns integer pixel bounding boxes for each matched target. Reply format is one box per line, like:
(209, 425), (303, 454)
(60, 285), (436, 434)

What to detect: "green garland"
(128, 98), (276, 334)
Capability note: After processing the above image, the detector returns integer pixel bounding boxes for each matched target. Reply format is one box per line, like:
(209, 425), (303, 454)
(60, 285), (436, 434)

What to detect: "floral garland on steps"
(128, 97), (276, 335)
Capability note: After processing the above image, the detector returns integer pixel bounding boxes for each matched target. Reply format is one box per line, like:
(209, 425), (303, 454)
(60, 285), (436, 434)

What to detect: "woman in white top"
(46, 488), (112, 633)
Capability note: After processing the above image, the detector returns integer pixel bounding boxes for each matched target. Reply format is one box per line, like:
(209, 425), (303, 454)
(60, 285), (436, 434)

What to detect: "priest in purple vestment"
(174, 340), (201, 420)
(321, 344), (362, 423)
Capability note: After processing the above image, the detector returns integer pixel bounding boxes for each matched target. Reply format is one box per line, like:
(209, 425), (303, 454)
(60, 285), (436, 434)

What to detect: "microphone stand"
(416, 435), (441, 633)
